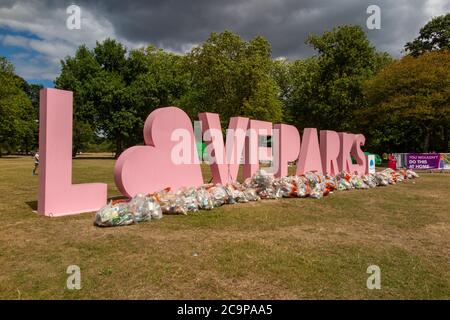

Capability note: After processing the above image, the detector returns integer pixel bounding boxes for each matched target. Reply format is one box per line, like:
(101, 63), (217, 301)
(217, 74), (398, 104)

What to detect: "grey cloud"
(1, 0), (449, 81)
(74, 0), (449, 58)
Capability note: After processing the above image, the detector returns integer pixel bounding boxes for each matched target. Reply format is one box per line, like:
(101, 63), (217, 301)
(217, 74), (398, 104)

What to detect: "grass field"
(0, 154), (449, 299)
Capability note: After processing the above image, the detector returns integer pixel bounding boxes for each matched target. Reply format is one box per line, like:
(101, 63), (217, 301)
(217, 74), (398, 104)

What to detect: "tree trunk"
(72, 134), (79, 158)
(25, 137), (29, 155)
(115, 135), (123, 159)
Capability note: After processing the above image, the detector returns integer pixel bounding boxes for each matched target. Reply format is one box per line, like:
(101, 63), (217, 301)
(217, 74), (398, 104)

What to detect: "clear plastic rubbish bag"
(243, 188), (260, 201)
(197, 187), (214, 210)
(294, 176), (310, 197)
(350, 175), (369, 189)
(277, 177), (298, 198)
(208, 184), (229, 207)
(128, 193), (162, 222)
(95, 202), (134, 227)
(178, 188), (200, 212)
(374, 172), (389, 186)
(226, 184), (249, 203)
(251, 169), (274, 189)
(156, 189), (188, 215)
(362, 174), (377, 188)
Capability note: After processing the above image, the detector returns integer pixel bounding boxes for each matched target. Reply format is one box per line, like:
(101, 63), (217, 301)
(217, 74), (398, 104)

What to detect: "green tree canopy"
(0, 57), (36, 156)
(56, 40), (190, 156)
(405, 13), (450, 57)
(286, 25), (392, 132)
(359, 50), (450, 153)
(183, 30), (282, 125)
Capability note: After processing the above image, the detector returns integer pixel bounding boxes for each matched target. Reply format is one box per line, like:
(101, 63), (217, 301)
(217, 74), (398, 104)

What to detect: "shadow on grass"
(108, 195), (129, 202)
(26, 200), (37, 210)
(25, 196), (128, 211)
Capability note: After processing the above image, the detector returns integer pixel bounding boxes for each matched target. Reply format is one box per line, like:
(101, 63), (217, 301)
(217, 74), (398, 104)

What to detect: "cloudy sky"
(0, 0), (448, 87)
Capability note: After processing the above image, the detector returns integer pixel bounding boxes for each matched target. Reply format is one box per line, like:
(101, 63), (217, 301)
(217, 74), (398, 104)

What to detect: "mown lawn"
(0, 154), (449, 299)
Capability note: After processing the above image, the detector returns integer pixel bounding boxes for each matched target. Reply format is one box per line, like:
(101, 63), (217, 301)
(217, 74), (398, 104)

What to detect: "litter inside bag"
(208, 184), (229, 207)
(94, 168), (420, 227)
(178, 187), (200, 212)
(128, 193), (162, 222)
(250, 170), (282, 199)
(95, 202), (134, 227)
(196, 187), (215, 210)
(362, 174), (377, 188)
(155, 189), (188, 215)
(243, 188), (260, 201)
(350, 175), (369, 189)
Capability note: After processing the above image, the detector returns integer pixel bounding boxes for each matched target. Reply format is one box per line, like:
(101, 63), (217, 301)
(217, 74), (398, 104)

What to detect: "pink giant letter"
(38, 89), (107, 216)
(320, 130), (341, 176)
(350, 134), (366, 175)
(273, 124), (300, 178)
(115, 107), (203, 197)
(243, 120), (273, 179)
(296, 128), (323, 175)
(199, 113), (249, 184)
(337, 132), (355, 173)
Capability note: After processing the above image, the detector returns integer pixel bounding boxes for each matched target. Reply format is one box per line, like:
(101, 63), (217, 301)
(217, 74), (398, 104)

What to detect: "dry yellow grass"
(0, 155), (449, 299)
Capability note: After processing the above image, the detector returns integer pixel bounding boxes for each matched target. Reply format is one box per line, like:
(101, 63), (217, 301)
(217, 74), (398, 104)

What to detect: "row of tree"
(1, 14), (449, 157)
(0, 57), (42, 156)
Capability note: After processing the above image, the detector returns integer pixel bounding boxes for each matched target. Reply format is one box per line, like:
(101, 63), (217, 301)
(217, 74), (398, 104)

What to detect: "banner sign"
(406, 153), (440, 170)
(367, 155), (376, 174)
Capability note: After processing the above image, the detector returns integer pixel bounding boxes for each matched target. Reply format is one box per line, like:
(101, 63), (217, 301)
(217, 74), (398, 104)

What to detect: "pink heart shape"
(114, 107), (203, 197)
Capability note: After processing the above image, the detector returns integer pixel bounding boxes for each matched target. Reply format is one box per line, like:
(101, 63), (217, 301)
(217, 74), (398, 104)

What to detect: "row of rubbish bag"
(94, 168), (419, 227)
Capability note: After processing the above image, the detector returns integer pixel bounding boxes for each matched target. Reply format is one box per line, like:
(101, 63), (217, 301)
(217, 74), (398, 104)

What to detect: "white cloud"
(0, 2), (124, 81)
(1, 0), (449, 82)
(425, 0), (450, 17)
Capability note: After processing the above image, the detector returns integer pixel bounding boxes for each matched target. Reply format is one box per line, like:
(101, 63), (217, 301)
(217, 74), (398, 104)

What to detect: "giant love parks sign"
(38, 88), (370, 217)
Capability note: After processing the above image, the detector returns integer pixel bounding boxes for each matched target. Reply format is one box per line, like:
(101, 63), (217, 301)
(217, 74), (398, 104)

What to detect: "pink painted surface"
(243, 120), (273, 179)
(199, 113), (249, 184)
(320, 130), (341, 176)
(115, 107), (203, 197)
(296, 128), (323, 175)
(337, 132), (355, 173)
(37, 88), (107, 217)
(351, 134), (367, 175)
(273, 124), (300, 178)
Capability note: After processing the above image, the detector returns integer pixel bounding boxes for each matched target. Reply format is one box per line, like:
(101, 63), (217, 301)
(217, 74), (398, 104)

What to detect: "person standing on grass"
(32, 151), (39, 176)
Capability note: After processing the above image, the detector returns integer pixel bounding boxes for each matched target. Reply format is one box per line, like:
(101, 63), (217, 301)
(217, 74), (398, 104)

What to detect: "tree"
(286, 25), (392, 132)
(56, 40), (190, 156)
(0, 57), (35, 156)
(55, 44), (103, 156)
(405, 13), (450, 57)
(270, 58), (292, 122)
(21, 83), (42, 154)
(359, 51), (450, 153)
(184, 30), (282, 125)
